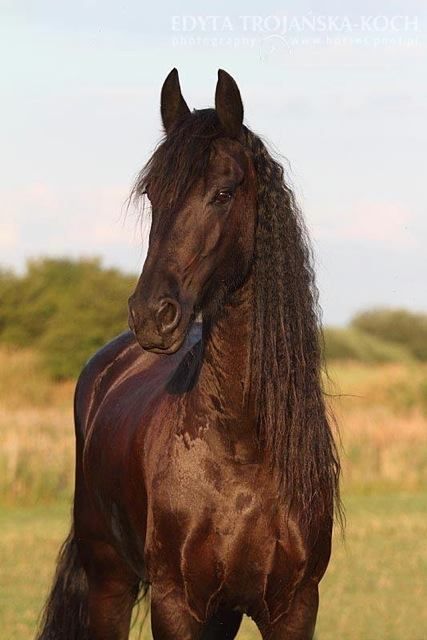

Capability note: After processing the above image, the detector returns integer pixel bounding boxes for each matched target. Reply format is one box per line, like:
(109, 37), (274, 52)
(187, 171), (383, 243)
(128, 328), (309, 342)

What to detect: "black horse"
(37, 69), (341, 639)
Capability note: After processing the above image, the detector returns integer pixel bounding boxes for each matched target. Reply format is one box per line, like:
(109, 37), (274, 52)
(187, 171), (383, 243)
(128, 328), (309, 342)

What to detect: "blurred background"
(0, 1), (426, 638)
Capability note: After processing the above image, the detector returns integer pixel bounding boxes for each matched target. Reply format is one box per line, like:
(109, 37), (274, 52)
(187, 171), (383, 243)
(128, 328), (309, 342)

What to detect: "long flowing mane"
(132, 110), (341, 530)
(243, 128), (341, 530)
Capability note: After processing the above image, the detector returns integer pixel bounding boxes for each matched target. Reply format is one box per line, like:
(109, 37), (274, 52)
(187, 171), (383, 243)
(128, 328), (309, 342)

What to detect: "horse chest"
(145, 433), (308, 618)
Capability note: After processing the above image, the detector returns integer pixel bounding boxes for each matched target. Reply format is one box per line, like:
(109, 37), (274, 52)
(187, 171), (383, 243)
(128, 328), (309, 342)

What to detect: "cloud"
(0, 182), (141, 271)
(314, 201), (417, 249)
(0, 222), (20, 250)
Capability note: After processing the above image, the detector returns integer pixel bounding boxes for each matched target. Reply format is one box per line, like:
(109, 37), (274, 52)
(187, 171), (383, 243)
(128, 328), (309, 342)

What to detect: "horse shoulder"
(74, 324), (203, 440)
(73, 331), (142, 439)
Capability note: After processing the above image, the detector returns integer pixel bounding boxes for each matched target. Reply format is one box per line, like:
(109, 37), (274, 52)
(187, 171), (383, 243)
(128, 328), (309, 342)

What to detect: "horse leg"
(200, 609), (243, 639)
(150, 586), (204, 640)
(79, 537), (140, 640)
(260, 582), (319, 640)
(151, 587), (242, 640)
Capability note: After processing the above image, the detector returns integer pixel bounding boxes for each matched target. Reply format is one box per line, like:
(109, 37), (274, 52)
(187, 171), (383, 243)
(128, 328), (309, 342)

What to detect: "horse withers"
(37, 69), (341, 640)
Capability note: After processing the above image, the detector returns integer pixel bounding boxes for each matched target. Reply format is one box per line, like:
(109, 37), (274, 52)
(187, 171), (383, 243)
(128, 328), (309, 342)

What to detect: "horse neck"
(191, 273), (257, 454)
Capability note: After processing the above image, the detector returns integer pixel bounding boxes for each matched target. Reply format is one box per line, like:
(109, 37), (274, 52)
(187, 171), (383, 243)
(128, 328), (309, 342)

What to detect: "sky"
(1, 0), (426, 324)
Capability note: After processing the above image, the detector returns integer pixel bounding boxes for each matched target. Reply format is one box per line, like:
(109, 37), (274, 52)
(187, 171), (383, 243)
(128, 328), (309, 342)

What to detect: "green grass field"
(1, 493), (426, 640)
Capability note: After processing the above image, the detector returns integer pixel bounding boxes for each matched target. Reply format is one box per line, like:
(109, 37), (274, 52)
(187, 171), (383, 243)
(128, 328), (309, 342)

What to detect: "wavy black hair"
(243, 127), (342, 531)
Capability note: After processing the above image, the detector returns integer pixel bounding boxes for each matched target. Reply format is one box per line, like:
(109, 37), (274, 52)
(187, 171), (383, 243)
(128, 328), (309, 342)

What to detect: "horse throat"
(191, 273), (257, 455)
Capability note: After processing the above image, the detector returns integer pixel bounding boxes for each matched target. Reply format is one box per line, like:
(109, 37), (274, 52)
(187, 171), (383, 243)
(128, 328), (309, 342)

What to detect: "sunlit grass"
(1, 495), (426, 639)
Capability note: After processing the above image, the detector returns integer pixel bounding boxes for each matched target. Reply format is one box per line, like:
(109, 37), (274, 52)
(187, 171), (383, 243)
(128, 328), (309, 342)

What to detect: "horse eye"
(214, 189), (233, 205)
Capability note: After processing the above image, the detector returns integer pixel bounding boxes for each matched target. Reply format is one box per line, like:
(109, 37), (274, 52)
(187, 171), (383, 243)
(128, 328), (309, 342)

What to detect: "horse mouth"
(140, 335), (186, 355)
(135, 309), (196, 356)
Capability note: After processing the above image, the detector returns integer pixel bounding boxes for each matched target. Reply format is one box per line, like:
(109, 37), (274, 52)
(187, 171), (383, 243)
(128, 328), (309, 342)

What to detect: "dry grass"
(0, 349), (426, 504)
(325, 361), (427, 493)
(0, 406), (74, 504)
(0, 348), (74, 504)
(337, 408), (427, 492)
(0, 347), (73, 409)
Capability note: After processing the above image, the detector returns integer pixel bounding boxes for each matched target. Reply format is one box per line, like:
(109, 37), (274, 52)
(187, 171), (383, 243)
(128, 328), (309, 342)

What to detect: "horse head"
(128, 69), (257, 354)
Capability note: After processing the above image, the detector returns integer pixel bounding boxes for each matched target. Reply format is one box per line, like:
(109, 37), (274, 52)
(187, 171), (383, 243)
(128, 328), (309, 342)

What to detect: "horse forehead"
(208, 141), (247, 181)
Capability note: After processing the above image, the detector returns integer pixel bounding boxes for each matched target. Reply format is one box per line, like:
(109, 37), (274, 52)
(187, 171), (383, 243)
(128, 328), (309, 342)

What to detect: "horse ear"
(215, 69), (244, 138)
(160, 68), (190, 134)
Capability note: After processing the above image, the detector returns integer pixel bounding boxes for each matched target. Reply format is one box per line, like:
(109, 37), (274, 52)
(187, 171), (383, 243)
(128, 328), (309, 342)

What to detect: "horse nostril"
(156, 298), (181, 335)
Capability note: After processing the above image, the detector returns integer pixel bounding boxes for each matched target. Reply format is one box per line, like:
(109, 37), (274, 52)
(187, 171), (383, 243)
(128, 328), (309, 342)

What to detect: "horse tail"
(35, 527), (89, 640)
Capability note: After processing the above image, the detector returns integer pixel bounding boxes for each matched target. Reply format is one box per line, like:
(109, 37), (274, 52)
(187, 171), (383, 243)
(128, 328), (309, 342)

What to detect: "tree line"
(0, 258), (135, 379)
(0, 258), (425, 379)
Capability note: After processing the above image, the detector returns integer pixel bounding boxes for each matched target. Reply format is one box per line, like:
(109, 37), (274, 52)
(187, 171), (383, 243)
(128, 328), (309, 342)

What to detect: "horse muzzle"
(128, 294), (192, 354)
